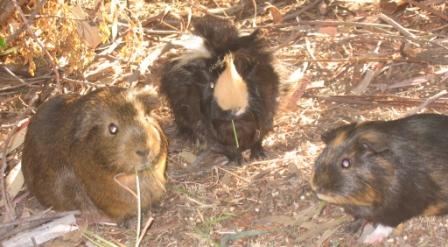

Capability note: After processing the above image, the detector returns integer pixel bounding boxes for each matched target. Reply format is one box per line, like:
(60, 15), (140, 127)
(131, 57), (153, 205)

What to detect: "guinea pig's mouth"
(315, 192), (374, 206)
(135, 162), (152, 172)
(316, 193), (340, 203)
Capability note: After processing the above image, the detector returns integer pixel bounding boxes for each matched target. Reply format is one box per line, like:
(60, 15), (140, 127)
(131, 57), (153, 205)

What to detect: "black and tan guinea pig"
(311, 113), (448, 244)
(21, 86), (167, 223)
(160, 15), (279, 163)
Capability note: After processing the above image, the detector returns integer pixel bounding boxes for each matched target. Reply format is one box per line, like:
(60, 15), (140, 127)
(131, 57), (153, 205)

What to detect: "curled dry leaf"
(6, 121), (29, 155)
(6, 162), (24, 200)
(139, 46), (164, 75)
(266, 5), (283, 24)
(69, 6), (102, 49)
(379, 0), (408, 14)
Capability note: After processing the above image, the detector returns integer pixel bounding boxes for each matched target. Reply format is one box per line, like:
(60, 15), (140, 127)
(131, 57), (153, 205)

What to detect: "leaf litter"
(0, 0), (448, 246)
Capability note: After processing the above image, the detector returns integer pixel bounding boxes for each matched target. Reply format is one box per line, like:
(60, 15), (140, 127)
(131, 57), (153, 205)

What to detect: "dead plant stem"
(12, 0), (62, 93)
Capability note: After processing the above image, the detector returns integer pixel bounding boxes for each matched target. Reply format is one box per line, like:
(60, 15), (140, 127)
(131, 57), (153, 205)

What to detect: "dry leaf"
(6, 124), (28, 155)
(318, 26), (338, 36)
(6, 162), (24, 199)
(110, 0), (120, 41)
(286, 67), (306, 84)
(266, 6), (283, 24)
(70, 6), (88, 19)
(379, 0), (408, 14)
(76, 22), (102, 49)
(280, 75), (311, 112)
(139, 47), (164, 74)
(70, 6), (102, 49)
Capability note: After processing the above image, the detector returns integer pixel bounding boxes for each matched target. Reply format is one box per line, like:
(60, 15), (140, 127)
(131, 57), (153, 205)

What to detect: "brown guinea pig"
(311, 113), (448, 244)
(21, 86), (167, 223)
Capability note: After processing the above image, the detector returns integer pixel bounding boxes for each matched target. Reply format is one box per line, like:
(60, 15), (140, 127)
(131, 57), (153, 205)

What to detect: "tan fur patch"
(423, 202), (447, 216)
(213, 53), (249, 114)
(358, 130), (381, 145)
(317, 186), (379, 206)
(376, 156), (396, 176)
(331, 131), (348, 147)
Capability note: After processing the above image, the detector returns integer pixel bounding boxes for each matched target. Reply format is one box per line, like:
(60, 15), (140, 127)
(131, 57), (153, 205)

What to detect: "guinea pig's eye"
(341, 158), (351, 169)
(108, 123), (118, 135)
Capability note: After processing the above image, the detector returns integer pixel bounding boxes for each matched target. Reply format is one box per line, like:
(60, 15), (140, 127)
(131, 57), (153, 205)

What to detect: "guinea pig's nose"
(136, 149), (150, 159)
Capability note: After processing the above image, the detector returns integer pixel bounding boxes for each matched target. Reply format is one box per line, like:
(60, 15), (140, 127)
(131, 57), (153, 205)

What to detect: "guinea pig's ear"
(131, 85), (160, 115)
(73, 110), (96, 141)
(357, 131), (389, 153)
(321, 123), (357, 144)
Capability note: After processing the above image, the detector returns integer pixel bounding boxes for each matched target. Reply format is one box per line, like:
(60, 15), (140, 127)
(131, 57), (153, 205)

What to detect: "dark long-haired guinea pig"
(311, 113), (448, 244)
(22, 86), (167, 223)
(160, 15), (279, 163)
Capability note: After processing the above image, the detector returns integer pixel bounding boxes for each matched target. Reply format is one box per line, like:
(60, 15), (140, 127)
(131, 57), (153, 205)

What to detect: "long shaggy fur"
(160, 16), (280, 162)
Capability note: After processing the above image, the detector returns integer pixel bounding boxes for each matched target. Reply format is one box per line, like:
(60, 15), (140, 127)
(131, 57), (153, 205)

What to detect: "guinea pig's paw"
(343, 218), (366, 234)
(361, 224), (393, 244)
(250, 144), (266, 160)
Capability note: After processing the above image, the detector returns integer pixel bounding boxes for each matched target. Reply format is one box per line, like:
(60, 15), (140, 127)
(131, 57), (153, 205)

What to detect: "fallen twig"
(0, 76), (49, 93)
(258, 20), (424, 34)
(281, 55), (403, 63)
(136, 216), (154, 246)
(135, 170), (141, 247)
(379, 13), (416, 39)
(351, 41), (384, 94)
(220, 229), (269, 247)
(405, 90), (448, 116)
(0, 210), (80, 241)
(216, 166), (250, 184)
(2, 66), (28, 86)
(379, 13), (448, 50)
(375, 68), (448, 90)
(1, 213), (78, 247)
(305, 38), (324, 70)
(311, 94), (448, 109)
(250, 0), (257, 27)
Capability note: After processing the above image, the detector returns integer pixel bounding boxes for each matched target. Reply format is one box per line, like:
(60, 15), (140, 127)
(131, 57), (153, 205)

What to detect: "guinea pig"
(21, 86), (167, 223)
(311, 113), (448, 244)
(160, 16), (279, 163)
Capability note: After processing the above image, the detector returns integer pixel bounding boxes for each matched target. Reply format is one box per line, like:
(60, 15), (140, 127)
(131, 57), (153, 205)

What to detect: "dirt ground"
(1, 0), (448, 246)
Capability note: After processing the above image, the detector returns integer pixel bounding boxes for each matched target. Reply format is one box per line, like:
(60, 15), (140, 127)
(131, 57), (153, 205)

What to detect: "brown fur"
(422, 202), (448, 216)
(22, 87), (167, 222)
